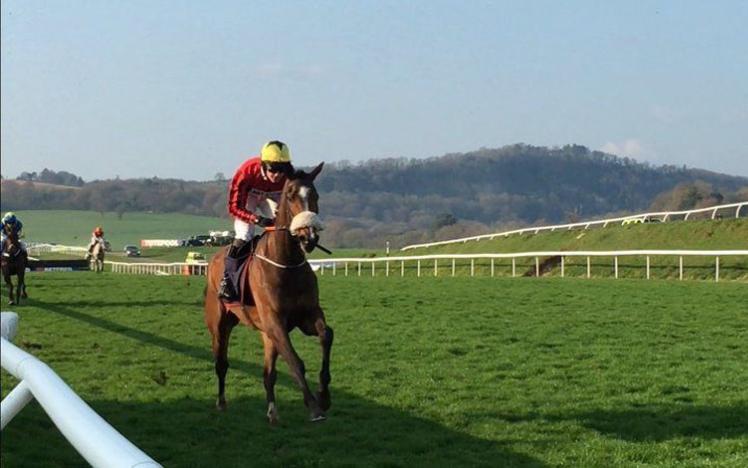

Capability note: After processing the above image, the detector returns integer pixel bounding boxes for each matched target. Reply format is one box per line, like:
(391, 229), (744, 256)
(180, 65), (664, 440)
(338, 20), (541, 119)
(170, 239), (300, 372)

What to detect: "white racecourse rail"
(312, 250), (748, 282)
(401, 201), (747, 251)
(0, 312), (162, 468)
(106, 251), (748, 282)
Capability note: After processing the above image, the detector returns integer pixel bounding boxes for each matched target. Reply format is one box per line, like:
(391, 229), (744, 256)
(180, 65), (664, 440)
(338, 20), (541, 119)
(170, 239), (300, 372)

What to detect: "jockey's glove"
(253, 215), (274, 227)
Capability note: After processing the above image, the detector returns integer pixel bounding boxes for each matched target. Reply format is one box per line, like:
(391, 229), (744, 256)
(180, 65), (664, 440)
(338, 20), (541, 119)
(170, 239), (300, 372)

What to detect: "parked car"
(123, 245), (141, 257)
(186, 235), (211, 246)
(185, 251), (206, 264)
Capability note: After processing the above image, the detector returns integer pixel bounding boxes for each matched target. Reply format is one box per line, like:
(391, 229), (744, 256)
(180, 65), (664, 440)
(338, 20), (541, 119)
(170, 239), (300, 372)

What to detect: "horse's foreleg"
(316, 320), (333, 411)
(260, 332), (280, 424)
(268, 325), (325, 422)
(4, 275), (15, 305)
(301, 310), (334, 412)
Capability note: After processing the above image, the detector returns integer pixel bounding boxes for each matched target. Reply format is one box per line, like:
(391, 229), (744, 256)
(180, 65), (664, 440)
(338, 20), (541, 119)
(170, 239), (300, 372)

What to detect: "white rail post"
(715, 256), (720, 282)
(470, 259), (474, 277)
(535, 257), (539, 277)
(646, 256), (650, 279)
(561, 257), (565, 278)
(357, 262), (361, 277)
(401, 260), (405, 277)
(345, 262), (349, 276)
(417, 260), (421, 277)
(434, 259), (438, 277)
(512, 258), (516, 277)
(386, 261), (389, 277)
(614, 256), (618, 279)
(490, 258), (494, 277)
(1, 380), (34, 429)
(586, 256), (591, 278)
(452, 258), (456, 277)
(332, 262), (336, 276)
(679, 256), (683, 280)
(371, 262), (375, 277)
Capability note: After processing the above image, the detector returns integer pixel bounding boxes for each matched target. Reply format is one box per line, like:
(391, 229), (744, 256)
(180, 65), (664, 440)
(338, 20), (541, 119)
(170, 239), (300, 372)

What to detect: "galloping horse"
(1, 231), (28, 305)
(204, 163), (333, 423)
(90, 241), (105, 272)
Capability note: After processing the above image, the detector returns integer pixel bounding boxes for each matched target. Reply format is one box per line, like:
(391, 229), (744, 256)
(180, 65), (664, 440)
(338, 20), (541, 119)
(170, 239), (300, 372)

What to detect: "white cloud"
(600, 139), (645, 158)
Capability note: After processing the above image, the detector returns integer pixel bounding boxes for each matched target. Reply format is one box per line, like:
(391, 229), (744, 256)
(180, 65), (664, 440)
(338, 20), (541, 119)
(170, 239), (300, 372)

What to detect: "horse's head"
(2, 231), (22, 259)
(276, 162), (325, 253)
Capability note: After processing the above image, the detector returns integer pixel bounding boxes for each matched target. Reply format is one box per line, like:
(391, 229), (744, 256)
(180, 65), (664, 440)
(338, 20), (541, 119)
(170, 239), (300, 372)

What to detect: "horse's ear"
(309, 162), (324, 180)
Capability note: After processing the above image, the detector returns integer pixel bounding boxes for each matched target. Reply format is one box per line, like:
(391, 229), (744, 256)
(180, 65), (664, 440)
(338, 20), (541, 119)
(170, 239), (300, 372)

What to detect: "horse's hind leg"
(18, 272), (27, 300)
(300, 308), (334, 411)
(260, 332), (280, 424)
(208, 306), (238, 411)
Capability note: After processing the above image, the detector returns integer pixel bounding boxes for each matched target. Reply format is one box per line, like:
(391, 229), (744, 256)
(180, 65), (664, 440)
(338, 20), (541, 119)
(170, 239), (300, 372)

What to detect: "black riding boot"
(218, 240), (246, 301)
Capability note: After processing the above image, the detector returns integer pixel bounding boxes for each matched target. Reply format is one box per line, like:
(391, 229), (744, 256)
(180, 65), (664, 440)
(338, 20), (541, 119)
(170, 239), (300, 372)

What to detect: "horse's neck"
(261, 230), (304, 265)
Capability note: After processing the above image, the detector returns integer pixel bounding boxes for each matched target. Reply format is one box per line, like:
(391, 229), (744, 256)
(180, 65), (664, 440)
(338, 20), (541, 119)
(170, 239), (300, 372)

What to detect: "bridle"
(254, 226), (309, 269)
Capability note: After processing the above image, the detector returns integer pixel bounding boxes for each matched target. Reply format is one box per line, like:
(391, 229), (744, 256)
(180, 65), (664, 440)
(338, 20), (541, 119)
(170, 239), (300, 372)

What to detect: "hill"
(3, 144), (747, 248)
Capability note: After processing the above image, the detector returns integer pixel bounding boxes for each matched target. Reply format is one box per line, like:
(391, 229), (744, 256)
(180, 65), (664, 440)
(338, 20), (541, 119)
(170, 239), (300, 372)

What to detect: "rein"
(254, 253), (308, 269)
(255, 225), (308, 269)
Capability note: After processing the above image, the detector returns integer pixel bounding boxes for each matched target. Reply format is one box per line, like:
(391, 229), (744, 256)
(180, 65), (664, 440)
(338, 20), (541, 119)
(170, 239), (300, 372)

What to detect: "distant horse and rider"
(1, 212), (28, 305)
(204, 154), (333, 424)
(85, 226), (107, 273)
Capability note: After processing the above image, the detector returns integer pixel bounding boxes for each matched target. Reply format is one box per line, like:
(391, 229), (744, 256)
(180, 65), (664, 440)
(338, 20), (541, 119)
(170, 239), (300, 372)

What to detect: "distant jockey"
(1, 212), (25, 255)
(85, 226), (107, 259)
(218, 140), (295, 301)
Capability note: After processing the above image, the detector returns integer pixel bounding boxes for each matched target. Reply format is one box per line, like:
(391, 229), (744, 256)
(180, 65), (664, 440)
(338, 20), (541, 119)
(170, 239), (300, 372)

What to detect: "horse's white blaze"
(298, 186), (310, 212)
(290, 211), (324, 235)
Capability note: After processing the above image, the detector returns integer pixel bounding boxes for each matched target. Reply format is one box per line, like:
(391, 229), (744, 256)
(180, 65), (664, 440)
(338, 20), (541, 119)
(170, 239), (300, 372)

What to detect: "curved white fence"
(401, 201), (748, 251)
(108, 261), (209, 276)
(104, 251), (748, 282)
(1, 312), (162, 468)
(313, 250), (748, 282)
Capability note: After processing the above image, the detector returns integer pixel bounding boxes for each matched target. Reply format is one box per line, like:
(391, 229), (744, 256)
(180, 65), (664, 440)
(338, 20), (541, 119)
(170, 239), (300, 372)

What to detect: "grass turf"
(2, 272), (747, 466)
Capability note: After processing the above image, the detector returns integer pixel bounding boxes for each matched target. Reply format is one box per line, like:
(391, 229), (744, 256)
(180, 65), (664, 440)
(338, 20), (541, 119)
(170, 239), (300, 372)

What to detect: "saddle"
(224, 235), (261, 307)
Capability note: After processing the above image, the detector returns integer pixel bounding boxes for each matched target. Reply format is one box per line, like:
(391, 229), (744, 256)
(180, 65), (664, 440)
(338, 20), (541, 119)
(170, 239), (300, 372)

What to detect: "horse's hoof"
(267, 403), (279, 425)
(216, 398), (227, 411)
(317, 390), (331, 411)
(310, 413), (327, 422)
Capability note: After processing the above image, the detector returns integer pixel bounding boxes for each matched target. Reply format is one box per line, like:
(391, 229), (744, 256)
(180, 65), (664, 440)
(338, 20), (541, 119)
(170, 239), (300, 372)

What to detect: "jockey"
(218, 140), (294, 301)
(1, 212), (25, 254)
(85, 226), (107, 259)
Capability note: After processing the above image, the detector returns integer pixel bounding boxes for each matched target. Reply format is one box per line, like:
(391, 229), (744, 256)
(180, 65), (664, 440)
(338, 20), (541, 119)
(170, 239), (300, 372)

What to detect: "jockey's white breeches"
(233, 194), (278, 241)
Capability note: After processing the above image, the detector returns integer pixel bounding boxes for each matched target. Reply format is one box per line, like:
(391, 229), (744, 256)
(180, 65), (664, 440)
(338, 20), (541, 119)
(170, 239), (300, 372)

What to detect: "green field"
(2, 273), (747, 467)
(14, 210), (233, 251)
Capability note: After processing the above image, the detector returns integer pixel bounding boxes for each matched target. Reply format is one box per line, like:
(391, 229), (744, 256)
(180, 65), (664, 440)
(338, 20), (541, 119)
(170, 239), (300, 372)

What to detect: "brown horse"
(1, 231), (28, 305)
(204, 163), (333, 423)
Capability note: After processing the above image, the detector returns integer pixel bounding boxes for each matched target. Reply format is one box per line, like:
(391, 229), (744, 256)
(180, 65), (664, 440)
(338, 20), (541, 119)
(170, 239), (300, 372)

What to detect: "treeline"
(2, 144), (747, 247)
(15, 168), (85, 187)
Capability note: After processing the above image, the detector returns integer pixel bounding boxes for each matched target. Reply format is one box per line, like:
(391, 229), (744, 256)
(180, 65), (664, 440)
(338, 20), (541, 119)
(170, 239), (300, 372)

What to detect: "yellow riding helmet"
(260, 141), (291, 163)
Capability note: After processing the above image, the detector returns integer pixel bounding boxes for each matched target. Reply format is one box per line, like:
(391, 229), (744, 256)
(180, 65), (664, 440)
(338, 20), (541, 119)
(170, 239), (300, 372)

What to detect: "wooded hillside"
(3, 144), (746, 247)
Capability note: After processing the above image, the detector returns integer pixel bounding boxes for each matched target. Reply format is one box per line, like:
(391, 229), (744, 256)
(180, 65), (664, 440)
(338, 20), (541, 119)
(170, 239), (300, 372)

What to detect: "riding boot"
(218, 240), (246, 301)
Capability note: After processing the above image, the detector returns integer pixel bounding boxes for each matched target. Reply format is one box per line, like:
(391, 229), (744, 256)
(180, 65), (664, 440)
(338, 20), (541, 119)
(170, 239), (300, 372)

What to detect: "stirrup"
(218, 277), (237, 301)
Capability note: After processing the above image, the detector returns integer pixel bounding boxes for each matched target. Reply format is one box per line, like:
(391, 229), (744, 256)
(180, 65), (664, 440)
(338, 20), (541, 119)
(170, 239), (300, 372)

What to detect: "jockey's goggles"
(264, 162), (290, 174)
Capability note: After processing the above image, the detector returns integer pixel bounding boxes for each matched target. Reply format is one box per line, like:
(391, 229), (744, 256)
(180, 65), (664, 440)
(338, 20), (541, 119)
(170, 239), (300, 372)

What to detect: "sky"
(2, 0), (747, 181)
